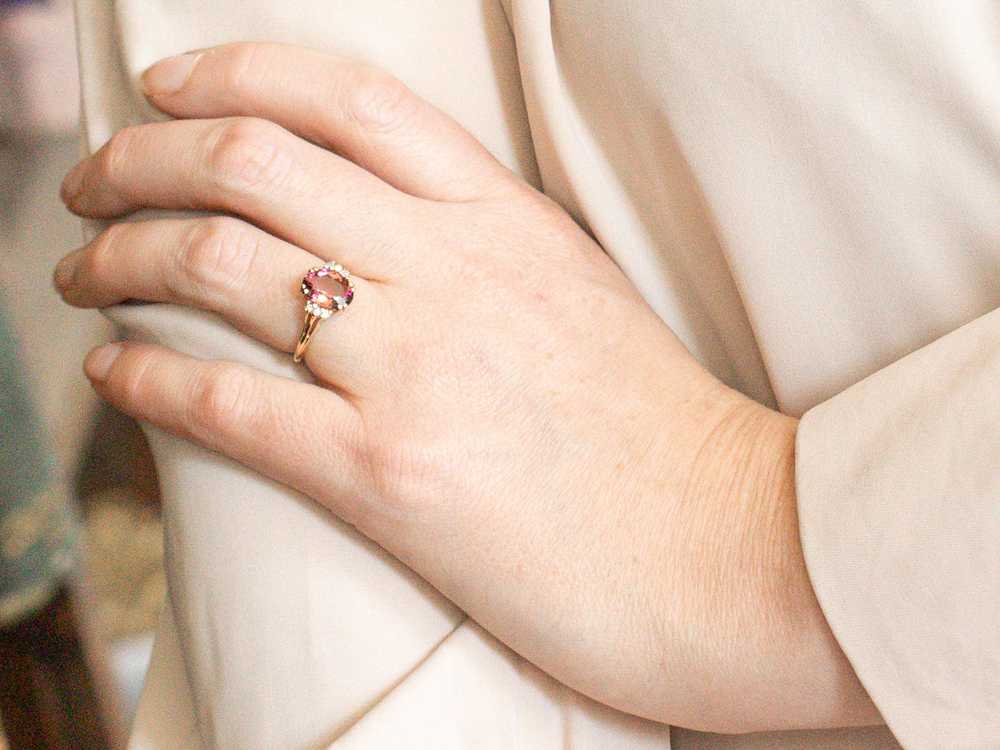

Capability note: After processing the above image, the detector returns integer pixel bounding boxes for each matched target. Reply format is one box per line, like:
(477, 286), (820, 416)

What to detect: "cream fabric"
(72, 1), (1000, 748)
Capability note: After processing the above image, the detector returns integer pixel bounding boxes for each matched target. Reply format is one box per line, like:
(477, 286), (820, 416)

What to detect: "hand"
(55, 43), (878, 733)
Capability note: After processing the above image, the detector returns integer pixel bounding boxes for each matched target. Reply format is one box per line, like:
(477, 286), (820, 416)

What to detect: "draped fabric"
(74, 2), (1000, 747)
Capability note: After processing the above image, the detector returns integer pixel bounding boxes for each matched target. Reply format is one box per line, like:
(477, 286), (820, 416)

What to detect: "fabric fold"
(797, 307), (1000, 749)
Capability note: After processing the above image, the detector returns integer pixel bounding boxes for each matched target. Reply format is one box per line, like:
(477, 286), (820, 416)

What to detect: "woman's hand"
(54, 43), (878, 733)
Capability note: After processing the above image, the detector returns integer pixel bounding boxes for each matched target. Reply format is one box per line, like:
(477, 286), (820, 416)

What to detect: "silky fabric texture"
(72, 1), (1000, 748)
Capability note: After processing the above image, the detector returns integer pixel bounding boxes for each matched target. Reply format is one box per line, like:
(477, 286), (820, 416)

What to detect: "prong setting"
(301, 263), (355, 320)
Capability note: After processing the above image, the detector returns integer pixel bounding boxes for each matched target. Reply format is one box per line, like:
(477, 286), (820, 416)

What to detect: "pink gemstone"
(302, 268), (350, 309)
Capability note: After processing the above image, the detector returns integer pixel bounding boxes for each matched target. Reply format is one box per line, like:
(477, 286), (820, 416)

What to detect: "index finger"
(141, 42), (516, 202)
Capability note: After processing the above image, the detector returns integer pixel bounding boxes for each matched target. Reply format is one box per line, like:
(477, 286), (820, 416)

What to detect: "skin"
(54, 43), (881, 734)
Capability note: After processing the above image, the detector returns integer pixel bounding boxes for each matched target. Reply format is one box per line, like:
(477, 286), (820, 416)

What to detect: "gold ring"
(294, 262), (354, 363)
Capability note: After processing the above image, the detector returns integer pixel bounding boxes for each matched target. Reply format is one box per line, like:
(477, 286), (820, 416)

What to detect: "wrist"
(684, 392), (880, 732)
(653, 384), (791, 730)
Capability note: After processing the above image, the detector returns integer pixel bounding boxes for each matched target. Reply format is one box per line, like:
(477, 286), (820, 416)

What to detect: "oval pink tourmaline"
(303, 268), (349, 309)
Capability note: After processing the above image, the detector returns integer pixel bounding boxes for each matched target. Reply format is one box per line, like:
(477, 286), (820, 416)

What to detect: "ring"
(293, 261), (355, 363)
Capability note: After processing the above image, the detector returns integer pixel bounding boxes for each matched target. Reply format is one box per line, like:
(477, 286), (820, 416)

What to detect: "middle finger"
(60, 117), (416, 280)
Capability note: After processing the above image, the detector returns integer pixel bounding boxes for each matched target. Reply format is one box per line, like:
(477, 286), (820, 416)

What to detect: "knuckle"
(187, 362), (256, 437)
(538, 206), (586, 258)
(86, 223), (127, 278)
(219, 42), (268, 96)
(364, 430), (456, 522)
(178, 217), (260, 300)
(501, 191), (587, 268)
(207, 117), (293, 193)
(101, 125), (141, 182)
(115, 347), (158, 408)
(314, 419), (372, 527)
(521, 188), (576, 236)
(344, 66), (420, 134)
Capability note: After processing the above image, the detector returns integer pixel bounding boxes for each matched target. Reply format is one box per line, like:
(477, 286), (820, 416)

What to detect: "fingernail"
(53, 254), (79, 291)
(60, 162), (85, 203)
(142, 52), (202, 96)
(85, 343), (123, 381)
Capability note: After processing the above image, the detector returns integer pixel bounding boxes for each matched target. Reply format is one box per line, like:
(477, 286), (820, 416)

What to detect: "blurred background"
(1, 1), (164, 747)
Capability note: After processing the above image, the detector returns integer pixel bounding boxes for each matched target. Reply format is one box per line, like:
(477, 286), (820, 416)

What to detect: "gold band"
(293, 312), (323, 363)
(294, 261), (355, 364)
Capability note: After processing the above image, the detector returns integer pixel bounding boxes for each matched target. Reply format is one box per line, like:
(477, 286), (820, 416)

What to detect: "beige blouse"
(74, 1), (999, 748)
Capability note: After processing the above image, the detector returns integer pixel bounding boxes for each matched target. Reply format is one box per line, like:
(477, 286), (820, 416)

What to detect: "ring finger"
(55, 215), (394, 394)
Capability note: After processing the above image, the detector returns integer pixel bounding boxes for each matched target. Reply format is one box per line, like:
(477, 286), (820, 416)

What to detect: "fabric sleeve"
(796, 306), (1000, 749)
